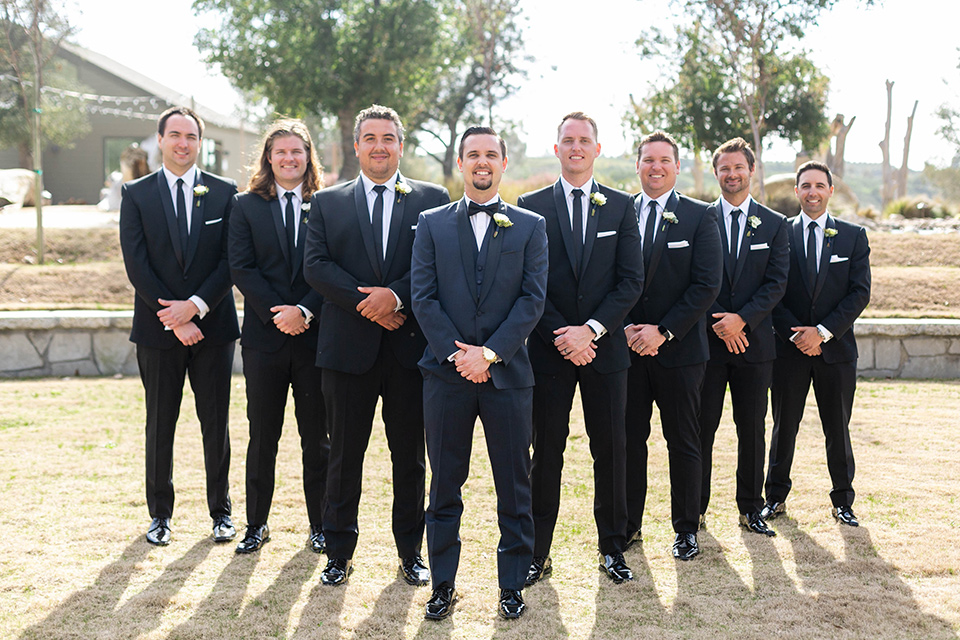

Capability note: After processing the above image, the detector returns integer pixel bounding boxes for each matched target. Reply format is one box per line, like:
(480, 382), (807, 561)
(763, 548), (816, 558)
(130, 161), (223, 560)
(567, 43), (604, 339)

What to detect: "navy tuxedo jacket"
(120, 169), (239, 348)
(772, 214), (871, 364)
(303, 175), (449, 374)
(627, 190), (722, 368)
(705, 198), (790, 364)
(517, 180), (643, 375)
(411, 199), (548, 390)
(228, 191), (324, 353)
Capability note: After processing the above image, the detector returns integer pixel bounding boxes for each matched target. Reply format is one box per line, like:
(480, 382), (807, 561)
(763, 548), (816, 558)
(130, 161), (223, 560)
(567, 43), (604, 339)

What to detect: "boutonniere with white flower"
(492, 212), (513, 237)
(824, 227), (838, 238)
(747, 215), (761, 229)
(395, 180), (411, 202)
(589, 191), (606, 216)
(193, 185), (209, 197)
(300, 202), (311, 224)
(661, 211), (678, 225)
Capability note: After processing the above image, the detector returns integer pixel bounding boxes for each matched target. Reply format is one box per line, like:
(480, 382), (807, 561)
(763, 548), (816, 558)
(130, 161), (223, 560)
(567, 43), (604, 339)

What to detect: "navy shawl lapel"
(456, 200), (480, 303)
(731, 201), (755, 287)
(269, 196), (290, 269)
(477, 202), (505, 308)
(812, 215), (835, 302)
(156, 172), (183, 269)
(552, 181), (578, 276)
(382, 176), (406, 278)
(184, 172), (205, 272)
(791, 216), (813, 298)
(714, 198), (734, 286)
(645, 190), (678, 284)
(580, 181), (601, 279)
(353, 179), (382, 282)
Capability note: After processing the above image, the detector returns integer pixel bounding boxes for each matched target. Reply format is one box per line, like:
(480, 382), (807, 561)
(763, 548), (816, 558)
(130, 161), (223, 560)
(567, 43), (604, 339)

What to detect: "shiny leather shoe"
(321, 558), (353, 585)
(497, 589), (526, 619)
(599, 552), (634, 583)
(308, 524), (326, 554)
(832, 505), (859, 527)
(525, 555), (552, 586)
(212, 515), (236, 542)
(739, 512), (776, 537)
(424, 584), (457, 620)
(672, 532), (700, 560)
(146, 517), (171, 546)
(624, 529), (642, 551)
(235, 523), (270, 553)
(760, 501), (786, 521)
(400, 555), (430, 586)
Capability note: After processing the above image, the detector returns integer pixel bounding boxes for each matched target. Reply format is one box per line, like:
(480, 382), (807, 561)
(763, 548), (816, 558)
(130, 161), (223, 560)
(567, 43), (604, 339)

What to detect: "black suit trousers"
(698, 357), (772, 515)
(321, 343), (425, 559)
(625, 356), (705, 534)
(423, 373), (534, 591)
(765, 355), (857, 507)
(531, 365), (628, 556)
(137, 340), (234, 520)
(242, 341), (328, 527)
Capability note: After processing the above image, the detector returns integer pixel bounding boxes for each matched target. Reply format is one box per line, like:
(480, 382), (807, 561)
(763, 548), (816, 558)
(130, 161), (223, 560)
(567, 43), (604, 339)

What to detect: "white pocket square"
(597, 230), (617, 238)
(205, 218), (222, 225)
(830, 255), (848, 263)
(410, 225), (417, 230)
(667, 240), (690, 249)
(750, 243), (769, 250)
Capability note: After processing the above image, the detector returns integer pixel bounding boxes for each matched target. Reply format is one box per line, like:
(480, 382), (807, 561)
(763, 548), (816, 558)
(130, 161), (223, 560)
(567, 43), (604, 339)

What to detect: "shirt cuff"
(297, 305), (314, 324)
(817, 324), (833, 342)
(390, 288), (403, 312)
(585, 319), (606, 340)
(189, 295), (209, 319)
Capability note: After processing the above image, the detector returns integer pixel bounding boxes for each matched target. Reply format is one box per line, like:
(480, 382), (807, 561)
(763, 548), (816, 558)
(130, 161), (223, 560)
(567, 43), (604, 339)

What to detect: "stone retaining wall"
(1, 312), (958, 379)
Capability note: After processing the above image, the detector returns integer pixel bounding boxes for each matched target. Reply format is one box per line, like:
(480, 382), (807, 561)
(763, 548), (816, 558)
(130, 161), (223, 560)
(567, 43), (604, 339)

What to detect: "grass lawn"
(1, 376), (958, 639)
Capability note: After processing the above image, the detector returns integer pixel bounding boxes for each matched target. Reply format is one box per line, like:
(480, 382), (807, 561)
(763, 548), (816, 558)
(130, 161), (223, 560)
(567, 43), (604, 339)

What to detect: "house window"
(201, 138), (223, 174)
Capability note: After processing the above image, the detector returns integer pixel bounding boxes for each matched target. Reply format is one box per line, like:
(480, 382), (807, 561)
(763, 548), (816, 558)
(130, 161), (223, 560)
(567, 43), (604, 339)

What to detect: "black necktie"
(284, 191), (297, 259)
(727, 209), (741, 275)
(643, 199), (658, 266)
(175, 178), (188, 258)
(572, 188), (584, 273)
(806, 220), (818, 290)
(468, 201), (498, 216)
(372, 185), (386, 268)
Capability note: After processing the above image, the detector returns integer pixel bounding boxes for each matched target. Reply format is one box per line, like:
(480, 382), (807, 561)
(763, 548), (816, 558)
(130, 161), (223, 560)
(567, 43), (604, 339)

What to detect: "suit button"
(477, 265), (483, 271)
(476, 311), (482, 317)
(643, 296), (649, 302)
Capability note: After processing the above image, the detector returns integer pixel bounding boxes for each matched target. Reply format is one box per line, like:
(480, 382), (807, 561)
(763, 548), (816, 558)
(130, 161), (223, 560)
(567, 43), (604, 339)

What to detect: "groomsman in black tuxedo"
(120, 106), (239, 546)
(762, 161), (870, 527)
(304, 105), (449, 586)
(517, 112), (643, 585)
(698, 138), (789, 537)
(411, 126), (547, 620)
(228, 120), (329, 554)
(624, 130), (722, 560)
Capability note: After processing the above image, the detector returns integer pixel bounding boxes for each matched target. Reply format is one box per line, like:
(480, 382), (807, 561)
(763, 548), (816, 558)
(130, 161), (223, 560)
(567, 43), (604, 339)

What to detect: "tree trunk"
(748, 116), (765, 203)
(336, 107), (359, 182)
(832, 114), (855, 179)
(897, 100), (918, 198)
(880, 80), (894, 210)
(692, 152), (705, 195)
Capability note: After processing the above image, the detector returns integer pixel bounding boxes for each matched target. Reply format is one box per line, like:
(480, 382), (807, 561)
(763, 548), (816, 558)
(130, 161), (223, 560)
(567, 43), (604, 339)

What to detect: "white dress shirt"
(719, 195), (752, 257)
(637, 190), (674, 246)
(275, 182), (313, 323)
(799, 210), (834, 342)
(359, 171), (402, 311)
(161, 164), (208, 320)
(558, 175), (606, 339)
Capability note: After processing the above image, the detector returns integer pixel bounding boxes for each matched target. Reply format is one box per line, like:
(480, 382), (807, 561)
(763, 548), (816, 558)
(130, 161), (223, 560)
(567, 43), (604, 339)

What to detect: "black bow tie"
(468, 201), (499, 217)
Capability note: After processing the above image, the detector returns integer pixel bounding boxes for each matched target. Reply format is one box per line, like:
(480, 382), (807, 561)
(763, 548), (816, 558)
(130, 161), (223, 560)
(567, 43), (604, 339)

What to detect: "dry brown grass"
(1, 376), (958, 639)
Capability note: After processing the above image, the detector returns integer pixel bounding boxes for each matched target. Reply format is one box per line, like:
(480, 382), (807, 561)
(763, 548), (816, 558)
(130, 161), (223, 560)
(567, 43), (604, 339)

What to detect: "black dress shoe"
(832, 505), (859, 527)
(308, 524), (326, 554)
(760, 501), (786, 521)
(235, 524), (270, 553)
(624, 529), (642, 551)
(321, 558), (353, 586)
(212, 515), (236, 542)
(525, 555), (552, 586)
(424, 584), (457, 620)
(599, 552), (634, 583)
(672, 532), (700, 560)
(739, 512), (776, 537)
(400, 555), (430, 586)
(146, 517), (171, 546)
(498, 589), (525, 619)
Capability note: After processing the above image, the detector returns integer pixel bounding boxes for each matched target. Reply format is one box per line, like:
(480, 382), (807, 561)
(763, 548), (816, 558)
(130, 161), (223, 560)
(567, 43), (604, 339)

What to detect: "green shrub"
(883, 197), (953, 219)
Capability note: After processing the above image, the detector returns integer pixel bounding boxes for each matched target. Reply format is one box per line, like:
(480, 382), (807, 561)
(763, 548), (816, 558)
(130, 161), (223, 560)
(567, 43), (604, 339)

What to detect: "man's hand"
(626, 323), (665, 356)
(553, 325), (597, 365)
(453, 340), (491, 383)
(271, 305), (308, 336)
(790, 325), (823, 356)
(376, 311), (406, 331)
(157, 298), (199, 329)
(357, 286), (398, 322)
(173, 321), (203, 346)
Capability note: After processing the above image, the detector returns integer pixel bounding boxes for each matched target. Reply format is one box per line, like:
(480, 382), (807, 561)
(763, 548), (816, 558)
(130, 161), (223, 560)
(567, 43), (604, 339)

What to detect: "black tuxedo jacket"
(627, 190), (722, 368)
(517, 180), (643, 375)
(772, 214), (871, 364)
(304, 175), (449, 374)
(120, 169), (239, 348)
(228, 191), (324, 353)
(705, 199), (790, 364)
(411, 200), (548, 389)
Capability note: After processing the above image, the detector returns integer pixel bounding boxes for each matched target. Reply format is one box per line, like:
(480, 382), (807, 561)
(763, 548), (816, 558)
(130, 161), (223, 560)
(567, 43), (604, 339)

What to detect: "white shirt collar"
(800, 211), (829, 230)
(162, 165), (198, 189)
(360, 171), (399, 195)
(559, 175), (594, 199)
(721, 195), (753, 218)
(276, 182), (303, 202)
(640, 189), (673, 212)
(464, 194), (500, 207)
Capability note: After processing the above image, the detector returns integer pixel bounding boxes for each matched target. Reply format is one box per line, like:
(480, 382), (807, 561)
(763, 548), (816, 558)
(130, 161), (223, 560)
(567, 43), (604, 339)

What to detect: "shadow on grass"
(349, 577), (418, 639)
(290, 567), (347, 639)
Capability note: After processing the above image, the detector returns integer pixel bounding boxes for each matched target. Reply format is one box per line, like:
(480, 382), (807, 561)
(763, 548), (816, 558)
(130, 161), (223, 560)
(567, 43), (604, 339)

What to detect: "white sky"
(67, 0), (959, 170)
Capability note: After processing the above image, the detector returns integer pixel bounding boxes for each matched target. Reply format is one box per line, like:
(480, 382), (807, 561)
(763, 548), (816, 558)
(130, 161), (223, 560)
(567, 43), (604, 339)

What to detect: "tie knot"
(648, 200), (657, 213)
(284, 191), (295, 202)
(732, 209), (742, 217)
(572, 188), (584, 198)
(176, 178), (184, 187)
(468, 201), (498, 217)
(373, 185), (387, 195)
(808, 220), (818, 231)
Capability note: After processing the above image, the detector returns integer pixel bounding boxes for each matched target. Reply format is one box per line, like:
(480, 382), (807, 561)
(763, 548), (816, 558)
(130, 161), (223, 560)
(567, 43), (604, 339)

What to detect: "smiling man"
(762, 161), (871, 527)
(304, 105), (449, 587)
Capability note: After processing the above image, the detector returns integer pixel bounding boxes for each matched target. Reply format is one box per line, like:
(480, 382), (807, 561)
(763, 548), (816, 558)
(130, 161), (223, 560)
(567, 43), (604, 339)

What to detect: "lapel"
(292, 202), (306, 283)
(791, 216), (811, 297)
(455, 199), (480, 303)
(645, 190), (678, 284)
(476, 201), (505, 309)
(731, 201), (755, 288)
(382, 175), (407, 278)
(352, 178), (382, 282)
(812, 214), (836, 301)
(579, 181), (601, 279)
(184, 172), (205, 273)
(269, 196), (290, 269)
(714, 199), (733, 286)
(552, 181), (579, 276)
(156, 172), (184, 269)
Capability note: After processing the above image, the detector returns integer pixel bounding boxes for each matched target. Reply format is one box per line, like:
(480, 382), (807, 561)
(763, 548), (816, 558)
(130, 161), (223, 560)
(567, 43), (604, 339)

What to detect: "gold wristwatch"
(482, 346), (499, 363)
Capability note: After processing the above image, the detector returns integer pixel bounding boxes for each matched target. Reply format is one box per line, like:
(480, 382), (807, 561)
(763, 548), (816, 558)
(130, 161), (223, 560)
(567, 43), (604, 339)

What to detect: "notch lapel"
(715, 199), (734, 286)
(579, 181), (600, 278)
(731, 201), (754, 287)
(184, 173), (205, 272)
(552, 181), (578, 276)
(269, 196), (290, 269)
(156, 172), (184, 269)
(382, 176), (407, 278)
(791, 216), (813, 298)
(353, 179), (382, 282)
(812, 215), (835, 302)
(645, 190), (677, 283)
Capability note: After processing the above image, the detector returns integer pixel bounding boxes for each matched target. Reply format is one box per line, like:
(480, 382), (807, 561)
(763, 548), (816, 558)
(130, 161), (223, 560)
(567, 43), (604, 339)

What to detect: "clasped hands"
(790, 325), (823, 356)
(453, 340), (491, 383)
(357, 286), (406, 330)
(271, 305), (309, 336)
(157, 298), (203, 346)
(711, 312), (749, 354)
(553, 325), (597, 366)
(625, 323), (665, 356)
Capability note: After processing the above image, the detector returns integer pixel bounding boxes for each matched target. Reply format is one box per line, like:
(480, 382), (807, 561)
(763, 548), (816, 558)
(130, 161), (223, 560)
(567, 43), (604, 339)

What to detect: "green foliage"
(883, 196), (954, 219)
(922, 162), (960, 204)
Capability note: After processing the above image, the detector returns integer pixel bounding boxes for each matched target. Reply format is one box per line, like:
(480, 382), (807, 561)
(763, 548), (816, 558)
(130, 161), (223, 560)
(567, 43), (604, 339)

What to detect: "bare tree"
(879, 80), (918, 209)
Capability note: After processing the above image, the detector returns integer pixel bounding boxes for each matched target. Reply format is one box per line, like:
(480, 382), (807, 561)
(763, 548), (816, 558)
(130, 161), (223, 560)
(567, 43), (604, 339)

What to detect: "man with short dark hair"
(120, 106), (239, 546)
(698, 137), (789, 536)
(762, 161), (870, 527)
(304, 104), (449, 586)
